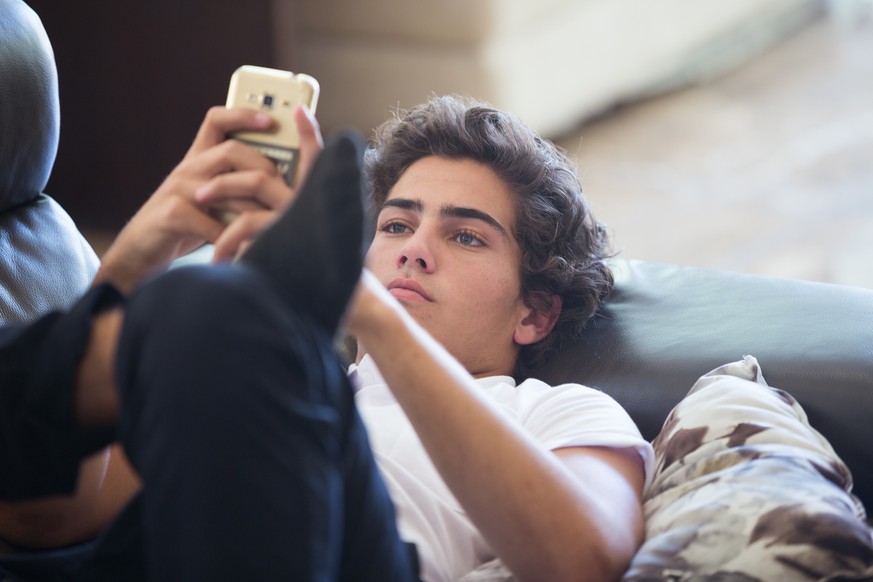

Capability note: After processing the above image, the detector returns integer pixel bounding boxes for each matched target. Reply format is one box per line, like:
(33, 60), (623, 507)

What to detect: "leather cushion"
(535, 259), (873, 513)
(0, 195), (99, 325)
(0, 0), (60, 211)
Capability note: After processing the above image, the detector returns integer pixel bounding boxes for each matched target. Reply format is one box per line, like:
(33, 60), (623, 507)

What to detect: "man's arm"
(0, 445), (139, 549)
(348, 271), (645, 582)
(0, 105), (324, 549)
(0, 306), (137, 548)
(95, 105), (322, 294)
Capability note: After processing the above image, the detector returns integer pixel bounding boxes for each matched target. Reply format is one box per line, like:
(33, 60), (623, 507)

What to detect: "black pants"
(6, 264), (418, 581)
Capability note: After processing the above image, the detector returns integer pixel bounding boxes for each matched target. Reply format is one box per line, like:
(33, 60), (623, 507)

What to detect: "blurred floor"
(554, 10), (873, 289)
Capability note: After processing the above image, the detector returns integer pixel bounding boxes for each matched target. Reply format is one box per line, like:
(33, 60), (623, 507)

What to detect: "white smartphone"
(226, 65), (320, 186)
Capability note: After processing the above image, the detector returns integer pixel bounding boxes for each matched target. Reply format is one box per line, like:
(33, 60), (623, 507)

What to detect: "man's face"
(366, 156), (532, 377)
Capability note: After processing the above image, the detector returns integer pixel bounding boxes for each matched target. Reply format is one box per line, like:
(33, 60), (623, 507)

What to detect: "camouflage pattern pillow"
(623, 356), (873, 581)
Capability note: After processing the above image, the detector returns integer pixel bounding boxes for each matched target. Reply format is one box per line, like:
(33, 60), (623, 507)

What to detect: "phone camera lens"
(262, 94), (274, 108)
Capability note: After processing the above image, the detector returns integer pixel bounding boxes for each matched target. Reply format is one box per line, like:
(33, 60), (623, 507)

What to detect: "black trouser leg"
(105, 265), (415, 581)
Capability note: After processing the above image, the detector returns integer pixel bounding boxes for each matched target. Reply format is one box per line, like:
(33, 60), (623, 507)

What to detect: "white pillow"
(624, 356), (873, 581)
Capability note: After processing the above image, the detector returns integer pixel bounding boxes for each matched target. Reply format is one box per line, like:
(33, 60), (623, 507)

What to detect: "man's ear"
(514, 293), (562, 346)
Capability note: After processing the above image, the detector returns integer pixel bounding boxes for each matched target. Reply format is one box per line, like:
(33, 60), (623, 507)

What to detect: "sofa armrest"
(535, 258), (873, 512)
(0, 195), (99, 326)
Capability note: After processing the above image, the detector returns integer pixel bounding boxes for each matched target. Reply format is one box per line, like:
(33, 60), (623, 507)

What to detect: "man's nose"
(397, 233), (435, 272)
(398, 255), (429, 270)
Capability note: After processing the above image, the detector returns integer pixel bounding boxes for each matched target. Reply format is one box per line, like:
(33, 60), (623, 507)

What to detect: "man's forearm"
(2, 307), (141, 549)
(74, 308), (123, 428)
(0, 449), (110, 548)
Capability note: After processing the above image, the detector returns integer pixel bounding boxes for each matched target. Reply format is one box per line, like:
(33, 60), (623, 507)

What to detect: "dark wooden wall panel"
(26, 1), (277, 230)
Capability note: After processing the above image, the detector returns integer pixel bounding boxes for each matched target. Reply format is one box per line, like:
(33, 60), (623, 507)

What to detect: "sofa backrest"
(536, 258), (873, 512)
(0, 0), (99, 324)
(0, 0), (59, 211)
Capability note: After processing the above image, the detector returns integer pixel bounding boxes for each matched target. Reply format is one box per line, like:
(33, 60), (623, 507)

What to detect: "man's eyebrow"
(380, 198), (423, 213)
(440, 204), (509, 238)
(380, 197), (510, 238)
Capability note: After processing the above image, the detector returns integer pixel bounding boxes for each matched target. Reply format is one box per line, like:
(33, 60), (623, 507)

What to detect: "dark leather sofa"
(0, 0), (99, 327)
(1, 1), (99, 577)
(538, 258), (873, 515)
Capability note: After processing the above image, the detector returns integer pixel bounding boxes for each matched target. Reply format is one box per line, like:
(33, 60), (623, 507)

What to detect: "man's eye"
(381, 222), (408, 234)
(455, 230), (483, 247)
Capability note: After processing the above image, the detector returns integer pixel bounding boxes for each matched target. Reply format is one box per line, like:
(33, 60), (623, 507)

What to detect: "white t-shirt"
(349, 355), (654, 582)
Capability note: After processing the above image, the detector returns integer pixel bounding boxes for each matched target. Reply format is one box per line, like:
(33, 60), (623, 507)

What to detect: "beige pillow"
(624, 356), (873, 581)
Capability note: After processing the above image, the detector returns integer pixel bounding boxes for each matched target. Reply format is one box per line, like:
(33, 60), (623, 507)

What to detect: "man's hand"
(95, 105), (323, 294)
(199, 105), (323, 262)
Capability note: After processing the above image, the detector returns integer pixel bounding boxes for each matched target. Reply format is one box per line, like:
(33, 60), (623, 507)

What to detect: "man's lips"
(387, 278), (434, 302)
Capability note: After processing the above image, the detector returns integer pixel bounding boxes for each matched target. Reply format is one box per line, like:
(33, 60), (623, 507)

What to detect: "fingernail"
(255, 112), (272, 126)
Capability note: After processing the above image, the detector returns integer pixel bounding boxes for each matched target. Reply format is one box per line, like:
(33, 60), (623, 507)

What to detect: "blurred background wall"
(25, 0), (277, 230)
(282, 0), (821, 137)
(23, 0), (873, 288)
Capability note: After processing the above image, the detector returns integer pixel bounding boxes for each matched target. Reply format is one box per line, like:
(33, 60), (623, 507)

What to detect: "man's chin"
(402, 304), (435, 328)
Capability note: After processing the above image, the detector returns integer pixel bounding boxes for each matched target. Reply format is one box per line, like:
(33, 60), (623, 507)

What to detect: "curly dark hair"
(363, 95), (613, 376)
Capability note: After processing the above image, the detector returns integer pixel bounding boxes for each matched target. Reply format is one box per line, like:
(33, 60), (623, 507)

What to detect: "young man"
(350, 96), (651, 580)
(1, 96), (650, 581)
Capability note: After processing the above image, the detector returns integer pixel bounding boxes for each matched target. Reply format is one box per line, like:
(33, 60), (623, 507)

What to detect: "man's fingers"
(176, 104), (326, 264)
(183, 139), (280, 185)
(158, 194), (226, 248)
(294, 105), (324, 189)
(187, 106), (274, 156)
(211, 210), (276, 262)
(194, 169), (293, 212)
